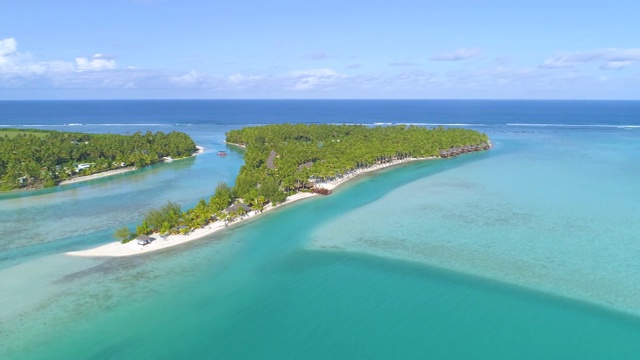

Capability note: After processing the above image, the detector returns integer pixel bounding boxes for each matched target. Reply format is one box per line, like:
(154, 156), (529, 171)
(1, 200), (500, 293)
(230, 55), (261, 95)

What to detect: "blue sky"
(1, 0), (639, 99)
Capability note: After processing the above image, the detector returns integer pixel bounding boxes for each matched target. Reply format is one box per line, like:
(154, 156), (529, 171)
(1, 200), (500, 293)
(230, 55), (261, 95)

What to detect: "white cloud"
(0, 38), (23, 69)
(289, 68), (346, 90)
(431, 48), (482, 61)
(169, 70), (234, 90)
(541, 48), (640, 69)
(0, 38), (17, 57)
(227, 73), (267, 90)
(2, 37), (638, 99)
(170, 70), (201, 86)
(1, 38), (118, 79)
(1, 38), (77, 77)
(228, 73), (264, 83)
(169, 69), (346, 92)
(601, 60), (634, 70)
(75, 54), (118, 71)
(540, 57), (573, 69)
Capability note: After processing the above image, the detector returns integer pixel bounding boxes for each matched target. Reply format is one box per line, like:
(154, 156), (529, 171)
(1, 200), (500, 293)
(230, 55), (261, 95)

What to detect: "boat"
(217, 151), (227, 156)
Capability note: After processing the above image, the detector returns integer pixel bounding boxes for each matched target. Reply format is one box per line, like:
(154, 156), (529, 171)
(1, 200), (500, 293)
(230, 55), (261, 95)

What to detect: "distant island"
(0, 128), (197, 191)
(69, 124), (490, 257)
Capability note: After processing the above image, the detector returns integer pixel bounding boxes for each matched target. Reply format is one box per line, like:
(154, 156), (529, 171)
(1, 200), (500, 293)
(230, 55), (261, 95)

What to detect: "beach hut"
(136, 235), (153, 246)
(226, 203), (252, 213)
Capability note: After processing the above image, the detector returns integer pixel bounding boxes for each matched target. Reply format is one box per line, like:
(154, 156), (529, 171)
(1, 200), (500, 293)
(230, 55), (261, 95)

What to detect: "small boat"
(217, 151), (227, 156)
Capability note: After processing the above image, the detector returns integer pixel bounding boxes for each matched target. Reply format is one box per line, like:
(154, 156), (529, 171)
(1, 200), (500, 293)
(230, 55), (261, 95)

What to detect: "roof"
(227, 203), (252, 213)
(136, 235), (153, 241)
(297, 161), (314, 171)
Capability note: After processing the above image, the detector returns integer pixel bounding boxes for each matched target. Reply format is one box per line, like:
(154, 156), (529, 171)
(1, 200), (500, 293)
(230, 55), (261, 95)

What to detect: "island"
(68, 124), (490, 257)
(0, 128), (197, 190)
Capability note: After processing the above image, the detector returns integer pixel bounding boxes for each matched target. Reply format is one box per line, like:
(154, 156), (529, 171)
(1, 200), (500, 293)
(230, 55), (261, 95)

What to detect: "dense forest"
(227, 124), (489, 200)
(121, 124), (489, 242)
(0, 129), (196, 190)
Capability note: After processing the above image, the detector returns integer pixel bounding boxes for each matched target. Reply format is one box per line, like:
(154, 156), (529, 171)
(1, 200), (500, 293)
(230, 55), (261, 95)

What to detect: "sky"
(1, 0), (639, 99)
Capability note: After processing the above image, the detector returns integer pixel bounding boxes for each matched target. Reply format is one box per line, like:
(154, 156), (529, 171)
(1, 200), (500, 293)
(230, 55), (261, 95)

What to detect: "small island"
(0, 128), (197, 190)
(69, 124), (490, 257)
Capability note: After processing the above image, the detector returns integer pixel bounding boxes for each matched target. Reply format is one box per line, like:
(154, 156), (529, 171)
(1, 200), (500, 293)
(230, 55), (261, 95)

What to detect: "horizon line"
(2, 98), (640, 102)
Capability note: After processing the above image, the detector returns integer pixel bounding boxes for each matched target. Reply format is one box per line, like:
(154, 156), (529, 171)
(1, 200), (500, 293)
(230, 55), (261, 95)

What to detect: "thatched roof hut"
(136, 235), (153, 245)
(226, 203), (252, 213)
(297, 161), (314, 171)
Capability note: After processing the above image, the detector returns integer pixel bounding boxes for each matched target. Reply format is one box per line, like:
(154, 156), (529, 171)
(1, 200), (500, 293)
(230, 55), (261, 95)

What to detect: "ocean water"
(1, 100), (640, 359)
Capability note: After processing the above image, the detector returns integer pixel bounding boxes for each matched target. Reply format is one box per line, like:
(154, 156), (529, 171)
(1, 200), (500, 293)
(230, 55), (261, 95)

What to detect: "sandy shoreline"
(67, 191), (316, 257)
(59, 146), (204, 186)
(59, 167), (137, 185)
(316, 157), (433, 191)
(66, 156), (432, 258)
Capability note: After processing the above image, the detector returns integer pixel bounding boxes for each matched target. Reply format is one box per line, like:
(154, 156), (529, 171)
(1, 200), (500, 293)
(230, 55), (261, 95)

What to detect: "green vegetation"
(114, 226), (136, 244)
(0, 129), (196, 191)
(227, 124), (488, 200)
(0, 128), (51, 139)
(126, 124), (489, 240)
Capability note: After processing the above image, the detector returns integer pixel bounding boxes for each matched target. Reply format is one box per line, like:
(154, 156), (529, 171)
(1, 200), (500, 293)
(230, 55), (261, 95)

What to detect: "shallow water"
(2, 101), (640, 358)
(311, 129), (640, 315)
(5, 190), (640, 359)
(0, 124), (243, 268)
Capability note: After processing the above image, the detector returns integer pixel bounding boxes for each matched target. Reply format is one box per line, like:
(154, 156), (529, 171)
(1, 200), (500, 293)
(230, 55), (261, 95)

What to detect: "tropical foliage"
(0, 129), (196, 190)
(126, 124), (489, 240)
(226, 124), (489, 200)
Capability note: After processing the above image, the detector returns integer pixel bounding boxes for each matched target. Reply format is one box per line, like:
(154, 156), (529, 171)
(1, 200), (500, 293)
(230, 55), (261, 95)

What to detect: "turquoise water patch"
(3, 103), (640, 358)
(309, 131), (640, 315)
(5, 231), (640, 359)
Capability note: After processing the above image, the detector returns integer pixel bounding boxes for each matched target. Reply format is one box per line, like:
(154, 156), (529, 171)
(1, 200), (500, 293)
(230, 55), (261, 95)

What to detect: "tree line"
(227, 124), (489, 199)
(120, 124), (489, 242)
(0, 129), (196, 190)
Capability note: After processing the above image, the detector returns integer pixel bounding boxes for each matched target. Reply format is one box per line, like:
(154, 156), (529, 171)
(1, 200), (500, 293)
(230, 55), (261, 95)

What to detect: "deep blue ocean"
(2, 99), (640, 127)
(1, 100), (640, 359)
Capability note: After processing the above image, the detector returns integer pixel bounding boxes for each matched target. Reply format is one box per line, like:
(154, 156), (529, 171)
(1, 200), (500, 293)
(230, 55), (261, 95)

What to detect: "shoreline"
(66, 156), (435, 258)
(59, 167), (137, 185)
(59, 145), (204, 186)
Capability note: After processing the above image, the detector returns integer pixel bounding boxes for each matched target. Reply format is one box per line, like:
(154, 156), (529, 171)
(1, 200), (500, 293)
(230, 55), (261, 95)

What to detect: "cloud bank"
(1, 37), (638, 99)
(75, 54), (117, 72)
(541, 48), (640, 70)
(1, 38), (120, 76)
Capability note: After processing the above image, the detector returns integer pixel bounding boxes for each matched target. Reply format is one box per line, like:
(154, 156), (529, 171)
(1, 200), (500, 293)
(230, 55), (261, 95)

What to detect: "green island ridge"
(119, 124), (490, 243)
(0, 128), (196, 191)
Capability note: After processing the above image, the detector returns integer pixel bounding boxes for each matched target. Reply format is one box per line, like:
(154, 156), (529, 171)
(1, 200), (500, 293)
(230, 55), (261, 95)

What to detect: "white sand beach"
(66, 156), (434, 258)
(59, 167), (137, 185)
(59, 146), (204, 186)
(67, 191), (316, 257)
(315, 157), (433, 191)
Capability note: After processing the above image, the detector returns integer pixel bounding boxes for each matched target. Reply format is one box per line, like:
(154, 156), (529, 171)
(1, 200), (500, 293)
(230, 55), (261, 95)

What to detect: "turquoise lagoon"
(2, 102), (640, 358)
